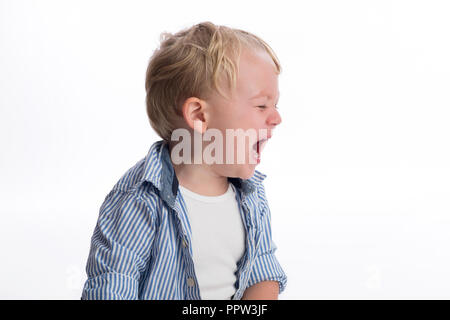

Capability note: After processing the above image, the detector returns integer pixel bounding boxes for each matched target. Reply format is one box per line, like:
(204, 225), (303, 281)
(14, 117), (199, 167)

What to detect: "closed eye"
(257, 105), (278, 109)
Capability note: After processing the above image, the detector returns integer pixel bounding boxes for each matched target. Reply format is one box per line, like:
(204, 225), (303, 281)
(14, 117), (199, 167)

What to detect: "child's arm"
(241, 183), (287, 300)
(241, 280), (280, 300)
(81, 190), (156, 300)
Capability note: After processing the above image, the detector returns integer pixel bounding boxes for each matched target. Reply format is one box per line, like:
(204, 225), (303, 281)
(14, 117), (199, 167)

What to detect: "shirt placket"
(232, 192), (258, 300)
(171, 195), (202, 300)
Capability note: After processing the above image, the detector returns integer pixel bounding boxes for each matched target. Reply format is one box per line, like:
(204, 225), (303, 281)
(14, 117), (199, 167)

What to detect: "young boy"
(81, 21), (287, 300)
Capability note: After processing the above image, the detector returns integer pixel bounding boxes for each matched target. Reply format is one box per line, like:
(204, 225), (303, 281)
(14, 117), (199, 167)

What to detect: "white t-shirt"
(179, 182), (246, 300)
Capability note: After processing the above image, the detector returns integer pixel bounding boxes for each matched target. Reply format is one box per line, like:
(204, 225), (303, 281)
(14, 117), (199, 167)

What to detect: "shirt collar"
(141, 140), (267, 206)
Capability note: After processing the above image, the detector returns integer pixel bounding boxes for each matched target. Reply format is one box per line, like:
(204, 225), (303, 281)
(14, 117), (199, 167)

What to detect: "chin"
(220, 163), (256, 181)
(237, 165), (256, 180)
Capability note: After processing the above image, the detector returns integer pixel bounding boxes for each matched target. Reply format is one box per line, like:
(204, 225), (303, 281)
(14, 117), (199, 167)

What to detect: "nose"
(267, 107), (282, 128)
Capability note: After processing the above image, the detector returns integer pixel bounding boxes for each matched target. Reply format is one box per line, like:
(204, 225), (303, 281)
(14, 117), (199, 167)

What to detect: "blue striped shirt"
(81, 139), (287, 300)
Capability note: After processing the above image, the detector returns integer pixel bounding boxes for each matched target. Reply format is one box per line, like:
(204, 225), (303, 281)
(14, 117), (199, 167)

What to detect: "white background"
(1, 0), (449, 299)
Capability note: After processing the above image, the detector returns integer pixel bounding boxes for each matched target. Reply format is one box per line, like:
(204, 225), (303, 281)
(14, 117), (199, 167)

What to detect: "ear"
(181, 97), (209, 134)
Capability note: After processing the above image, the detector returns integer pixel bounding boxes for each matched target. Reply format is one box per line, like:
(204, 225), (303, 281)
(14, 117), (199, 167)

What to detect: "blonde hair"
(145, 21), (282, 142)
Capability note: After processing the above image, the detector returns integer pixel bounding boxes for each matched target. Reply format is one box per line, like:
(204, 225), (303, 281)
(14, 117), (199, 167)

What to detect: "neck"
(169, 143), (229, 196)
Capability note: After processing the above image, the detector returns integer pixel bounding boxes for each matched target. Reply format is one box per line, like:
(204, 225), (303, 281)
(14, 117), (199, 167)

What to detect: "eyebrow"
(250, 91), (280, 103)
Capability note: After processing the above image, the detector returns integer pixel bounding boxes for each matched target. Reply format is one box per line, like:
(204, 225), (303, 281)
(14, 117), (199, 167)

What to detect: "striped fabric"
(81, 140), (287, 300)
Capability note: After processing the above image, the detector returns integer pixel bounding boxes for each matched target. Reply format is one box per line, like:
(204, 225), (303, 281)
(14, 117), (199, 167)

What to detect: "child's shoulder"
(99, 156), (161, 222)
(109, 140), (165, 196)
(106, 157), (159, 207)
(110, 157), (147, 194)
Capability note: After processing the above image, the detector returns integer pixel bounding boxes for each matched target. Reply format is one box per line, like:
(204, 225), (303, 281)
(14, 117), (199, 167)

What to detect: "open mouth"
(252, 138), (268, 162)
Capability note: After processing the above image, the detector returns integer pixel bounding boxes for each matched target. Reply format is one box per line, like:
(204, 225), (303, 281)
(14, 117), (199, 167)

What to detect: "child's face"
(205, 48), (282, 180)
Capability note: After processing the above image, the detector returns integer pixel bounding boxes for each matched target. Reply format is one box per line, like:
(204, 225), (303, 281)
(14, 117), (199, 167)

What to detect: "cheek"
(211, 111), (233, 129)
(223, 134), (252, 163)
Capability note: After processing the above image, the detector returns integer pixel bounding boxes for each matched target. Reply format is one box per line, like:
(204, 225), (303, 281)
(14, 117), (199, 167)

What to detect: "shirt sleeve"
(81, 189), (156, 300)
(246, 183), (288, 294)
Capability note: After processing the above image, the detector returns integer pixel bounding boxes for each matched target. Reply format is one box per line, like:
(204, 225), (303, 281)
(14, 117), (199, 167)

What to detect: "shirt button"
(182, 239), (188, 248)
(187, 277), (195, 287)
